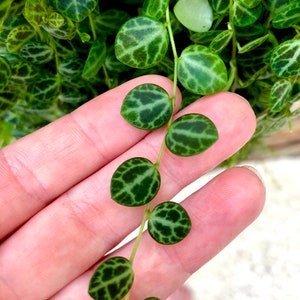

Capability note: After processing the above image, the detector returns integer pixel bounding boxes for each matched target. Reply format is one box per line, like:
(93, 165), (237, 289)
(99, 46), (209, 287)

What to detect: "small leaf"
(238, 0), (261, 9)
(270, 39), (300, 78)
(178, 45), (228, 95)
(165, 113), (218, 156)
(209, 0), (229, 15)
(47, 12), (65, 28)
(272, 2), (300, 29)
(28, 75), (59, 107)
(89, 256), (134, 300)
(237, 34), (269, 54)
(0, 57), (11, 91)
(115, 16), (169, 69)
(52, 0), (97, 22)
(233, 1), (263, 27)
(58, 57), (84, 78)
(209, 30), (233, 54)
(42, 21), (76, 40)
(11, 60), (38, 85)
(270, 79), (292, 112)
(20, 42), (54, 64)
(148, 202), (191, 245)
(142, 0), (169, 20)
(94, 9), (130, 35)
(111, 157), (161, 207)
(82, 37), (106, 80)
(190, 30), (223, 44)
(23, 0), (48, 28)
(174, 0), (213, 32)
(121, 83), (172, 130)
(6, 24), (36, 53)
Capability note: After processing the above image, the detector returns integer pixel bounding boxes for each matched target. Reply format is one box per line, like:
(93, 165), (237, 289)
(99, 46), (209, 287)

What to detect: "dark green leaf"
(272, 2), (300, 29)
(142, 0), (169, 20)
(208, 0), (229, 15)
(178, 45), (228, 95)
(11, 60), (38, 85)
(52, 0), (97, 22)
(111, 157), (161, 207)
(165, 113), (218, 156)
(270, 39), (300, 78)
(47, 12), (65, 28)
(148, 201), (191, 245)
(121, 83), (172, 130)
(190, 30), (223, 44)
(94, 9), (130, 35)
(238, 0), (261, 9)
(28, 75), (59, 107)
(0, 57), (11, 91)
(0, 0), (12, 30)
(115, 16), (169, 69)
(89, 256), (134, 300)
(6, 25), (36, 53)
(82, 37), (106, 80)
(174, 0), (213, 32)
(270, 79), (292, 112)
(20, 42), (54, 64)
(58, 57), (84, 78)
(233, 1), (263, 27)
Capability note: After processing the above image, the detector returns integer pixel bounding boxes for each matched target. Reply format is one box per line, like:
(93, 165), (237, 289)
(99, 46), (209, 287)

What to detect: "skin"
(0, 75), (265, 300)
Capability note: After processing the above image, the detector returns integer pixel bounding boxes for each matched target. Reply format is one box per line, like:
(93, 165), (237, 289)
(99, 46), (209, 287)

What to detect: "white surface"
(184, 157), (300, 300)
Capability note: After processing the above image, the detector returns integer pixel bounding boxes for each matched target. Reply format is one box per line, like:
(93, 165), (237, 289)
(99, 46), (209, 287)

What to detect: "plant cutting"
(0, 0), (299, 299)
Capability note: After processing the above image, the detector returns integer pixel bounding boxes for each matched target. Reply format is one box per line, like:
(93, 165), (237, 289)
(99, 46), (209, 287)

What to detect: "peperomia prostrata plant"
(88, 6), (219, 299)
(0, 0), (299, 298)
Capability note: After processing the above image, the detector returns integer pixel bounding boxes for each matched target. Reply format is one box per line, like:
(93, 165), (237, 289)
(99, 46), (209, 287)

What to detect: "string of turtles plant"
(88, 5), (220, 299)
(0, 0), (300, 160)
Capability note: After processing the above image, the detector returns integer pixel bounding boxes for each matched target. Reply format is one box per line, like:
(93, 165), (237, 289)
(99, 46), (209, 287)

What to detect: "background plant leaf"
(270, 79), (292, 112)
(148, 201), (191, 245)
(121, 83), (172, 130)
(89, 256), (134, 300)
(272, 2), (300, 29)
(52, 0), (97, 22)
(174, 0), (213, 32)
(0, 57), (11, 91)
(233, 1), (262, 27)
(111, 157), (161, 207)
(115, 16), (169, 69)
(270, 39), (300, 78)
(20, 42), (54, 64)
(142, 0), (170, 20)
(178, 45), (228, 95)
(165, 113), (218, 156)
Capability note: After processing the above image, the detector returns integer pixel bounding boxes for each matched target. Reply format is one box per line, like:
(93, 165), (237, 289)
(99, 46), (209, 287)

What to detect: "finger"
(0, 92), (256, 299)
(0, 75), (177, 239)
(51, 167), (265, 299)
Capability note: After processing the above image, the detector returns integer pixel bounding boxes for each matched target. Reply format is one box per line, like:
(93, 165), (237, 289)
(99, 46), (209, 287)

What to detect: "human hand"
(0, 75), (265, 300)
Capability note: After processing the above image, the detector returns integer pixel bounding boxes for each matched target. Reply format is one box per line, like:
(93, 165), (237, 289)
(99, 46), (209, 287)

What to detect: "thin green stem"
(89, 14), (97, 40)
(155, 6), (179, 168)
(228, 0), (239, 92)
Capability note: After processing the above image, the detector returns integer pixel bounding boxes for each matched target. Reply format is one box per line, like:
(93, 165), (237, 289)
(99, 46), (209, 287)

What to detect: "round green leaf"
(178, 45), (228, 95)
(270, 39), (300, 78)
(209, 0), (229, 15)
(270, 79), (292, 112)
(142, 0), (169, 20)
(174, 0), (213, 32)
(52, 0), (97, 22)
(6, 24), (35, 53)
(165, 113), (218, 156)
(121, 84), (172, 130)
(148, 201), (191, 245)
(111, 157), (161, 207)
(115, 16), (169, 69)
(272, 2), (300, 29)
(0, 56), (11, 91)
(11, 60), (38, 85)
(89, 256), (134, 300)
(20, 42), (54, 64)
